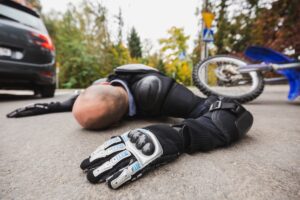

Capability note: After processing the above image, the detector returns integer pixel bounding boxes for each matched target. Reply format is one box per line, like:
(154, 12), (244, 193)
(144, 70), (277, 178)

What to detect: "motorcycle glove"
(80, 97), (253, 189)
(80, 124), (184, 189)
(6, 93), (79, 118)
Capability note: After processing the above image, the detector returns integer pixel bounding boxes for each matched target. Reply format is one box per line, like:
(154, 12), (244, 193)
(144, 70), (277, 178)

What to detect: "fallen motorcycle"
(192, 46), (300, 103)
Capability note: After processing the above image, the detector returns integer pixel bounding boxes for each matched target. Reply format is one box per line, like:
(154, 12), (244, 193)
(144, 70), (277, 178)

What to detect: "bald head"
(72, 84), (128, 130)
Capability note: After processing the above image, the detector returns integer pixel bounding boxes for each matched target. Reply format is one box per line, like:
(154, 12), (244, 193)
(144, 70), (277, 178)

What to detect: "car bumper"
(0, 59), (56, 90)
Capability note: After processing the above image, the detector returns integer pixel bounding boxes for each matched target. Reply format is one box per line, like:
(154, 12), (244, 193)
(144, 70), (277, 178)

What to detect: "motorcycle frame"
(237, 46), (300, 101)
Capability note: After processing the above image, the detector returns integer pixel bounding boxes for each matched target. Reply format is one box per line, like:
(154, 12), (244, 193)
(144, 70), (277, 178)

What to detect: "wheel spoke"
(196, 57), (260, 97)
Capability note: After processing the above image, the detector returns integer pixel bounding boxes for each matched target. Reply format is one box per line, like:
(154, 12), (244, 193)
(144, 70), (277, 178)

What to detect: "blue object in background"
(244, 46), (295, 64)
(202, 28), (214, 42)
(179, 51), (186, 60)
(244, 46), (300, 101)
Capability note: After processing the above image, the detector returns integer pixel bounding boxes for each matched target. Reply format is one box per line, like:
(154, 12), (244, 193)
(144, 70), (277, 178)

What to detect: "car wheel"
(40, 85), (55, 98)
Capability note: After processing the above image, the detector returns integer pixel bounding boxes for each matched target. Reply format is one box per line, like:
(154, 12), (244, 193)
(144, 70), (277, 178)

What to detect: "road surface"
(0, 85), (299, 200)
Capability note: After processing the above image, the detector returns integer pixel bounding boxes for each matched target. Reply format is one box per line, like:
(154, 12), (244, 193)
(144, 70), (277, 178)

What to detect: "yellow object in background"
(202, 12), (215, 28)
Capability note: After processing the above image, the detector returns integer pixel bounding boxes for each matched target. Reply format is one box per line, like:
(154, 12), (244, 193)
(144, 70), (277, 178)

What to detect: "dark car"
(0, 0), (56, 97)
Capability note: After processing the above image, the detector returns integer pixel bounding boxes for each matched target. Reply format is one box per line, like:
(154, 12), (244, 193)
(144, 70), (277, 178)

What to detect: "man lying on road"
(7, 64), (253, 189)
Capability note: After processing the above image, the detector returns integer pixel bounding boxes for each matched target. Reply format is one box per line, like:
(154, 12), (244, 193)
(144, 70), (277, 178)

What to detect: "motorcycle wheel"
(192, 55), (264, 103)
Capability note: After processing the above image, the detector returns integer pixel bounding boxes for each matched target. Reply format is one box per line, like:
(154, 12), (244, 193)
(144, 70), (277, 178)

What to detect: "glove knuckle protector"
(81, 125), (183, 189)
(107, 129), (164, 189)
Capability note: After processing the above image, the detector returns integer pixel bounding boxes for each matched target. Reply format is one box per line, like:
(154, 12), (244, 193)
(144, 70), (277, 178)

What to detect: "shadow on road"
(0, 90), (66, 102)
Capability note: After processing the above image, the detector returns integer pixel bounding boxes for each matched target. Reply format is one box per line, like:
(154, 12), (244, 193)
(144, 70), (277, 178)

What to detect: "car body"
(0, 0), (56, 97)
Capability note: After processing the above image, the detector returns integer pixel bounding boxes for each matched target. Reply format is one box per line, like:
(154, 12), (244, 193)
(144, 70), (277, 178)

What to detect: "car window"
(0, 4), (47, 34)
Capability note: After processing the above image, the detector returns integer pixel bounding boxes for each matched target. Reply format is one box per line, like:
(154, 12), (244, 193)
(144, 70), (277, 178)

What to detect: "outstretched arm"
(6, 92), (79, 118)
(80, 97), (253, 189)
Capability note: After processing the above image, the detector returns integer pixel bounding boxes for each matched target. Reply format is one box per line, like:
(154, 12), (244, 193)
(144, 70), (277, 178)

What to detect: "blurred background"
(8, 0), (300, 88)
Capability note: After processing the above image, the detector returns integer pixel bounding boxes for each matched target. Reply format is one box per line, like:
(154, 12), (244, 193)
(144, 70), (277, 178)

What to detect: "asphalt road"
(0, 86), (299, 200)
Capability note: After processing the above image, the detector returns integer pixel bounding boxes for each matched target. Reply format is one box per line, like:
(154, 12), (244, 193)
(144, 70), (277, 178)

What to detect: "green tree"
(214, 0), (231, 54)
(43, 1), (113, 88)
(159, 27), (189, 59)
(253, 0), (300, 57)
(115, 8), (124, 44)
(128, 27), (142, 58)
(191, 7), (204, 65)
(108, 43), (131, 68)
(191, 33), (203, 65)
(206, 0), (300, 56)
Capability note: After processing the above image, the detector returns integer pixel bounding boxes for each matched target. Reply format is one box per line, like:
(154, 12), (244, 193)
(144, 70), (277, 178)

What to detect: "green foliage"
(44, 2), (110, 88)
(214, 0), (230, 54)
(159, 27), (190, 57)
(108, 43), (131, 68)
(191, 33), (202, 66)
(43, 0), (166, 88)
(128, 27), (142, 58)
(159, 27), (192, 85)
(211, 0), (300, 57)
(44, 1), (133, 88)
(40, 0), (298, 88)
(116, 8), (124, 44)
(252, 0), (300, 57)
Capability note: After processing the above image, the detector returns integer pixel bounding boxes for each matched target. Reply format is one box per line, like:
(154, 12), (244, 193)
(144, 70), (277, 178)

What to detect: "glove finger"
(80, 136), (125, 170)
(80, 143), (126, 171)
(6, 107), (44, 118)
(107, 160), (142, 189)
(6, 109), (20, 118)
(7, 108), (33, 118)
(86, 150), (132, 183)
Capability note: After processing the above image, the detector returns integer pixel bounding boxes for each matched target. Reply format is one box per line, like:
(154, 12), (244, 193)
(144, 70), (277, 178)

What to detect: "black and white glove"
(80, 125), (184, 189)
(6, 93), (79, 118)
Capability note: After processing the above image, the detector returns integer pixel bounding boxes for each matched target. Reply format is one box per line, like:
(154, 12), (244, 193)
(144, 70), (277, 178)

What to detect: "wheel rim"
(197, 57), (259, 97)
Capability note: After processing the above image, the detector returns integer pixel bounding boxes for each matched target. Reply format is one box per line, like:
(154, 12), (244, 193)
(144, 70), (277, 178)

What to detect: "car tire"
(39, 85), (55, 98)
